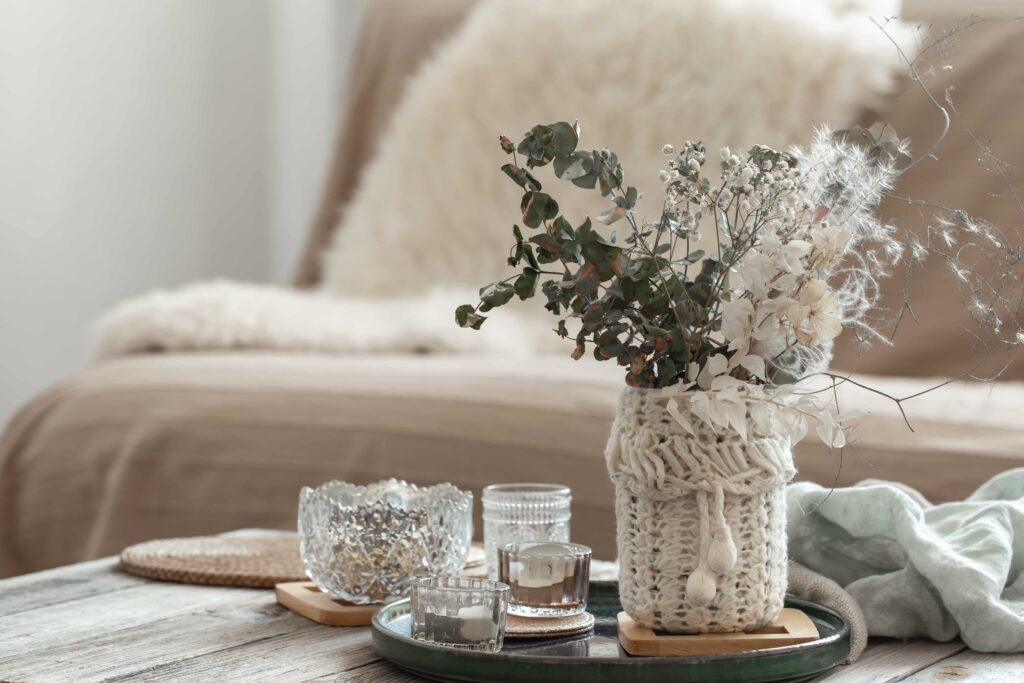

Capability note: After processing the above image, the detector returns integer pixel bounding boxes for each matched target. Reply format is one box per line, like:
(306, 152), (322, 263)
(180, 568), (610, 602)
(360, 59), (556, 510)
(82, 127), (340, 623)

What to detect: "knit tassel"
(686, 484), (738, 608)
(707, 483), (738, 574)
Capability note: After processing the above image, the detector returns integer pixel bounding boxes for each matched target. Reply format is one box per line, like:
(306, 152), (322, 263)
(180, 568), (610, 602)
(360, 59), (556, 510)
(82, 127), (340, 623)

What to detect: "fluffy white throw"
(93, 0), (906, 359)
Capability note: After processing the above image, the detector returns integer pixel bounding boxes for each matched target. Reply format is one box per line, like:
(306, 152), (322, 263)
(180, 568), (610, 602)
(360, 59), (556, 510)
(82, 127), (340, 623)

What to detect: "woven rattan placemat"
(120, 533), (306, 588)
(120, 533), (489, 588)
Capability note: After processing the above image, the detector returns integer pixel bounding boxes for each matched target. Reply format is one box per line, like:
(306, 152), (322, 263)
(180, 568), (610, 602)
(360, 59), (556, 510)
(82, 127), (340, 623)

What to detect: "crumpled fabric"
(787, 469), (1024, 652)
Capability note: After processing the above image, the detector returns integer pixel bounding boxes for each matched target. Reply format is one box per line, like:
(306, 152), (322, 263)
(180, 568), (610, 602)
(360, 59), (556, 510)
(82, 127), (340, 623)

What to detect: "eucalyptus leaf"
(575, 263), (601, 298)
(523, 243), (540, 270)
(521, 191), (559, 228)
(501, 164), (542, 191)
(553, 151), (591, 180)
(455, 304), (486, 330)
(478, 283), (515, 312)
(514, 268), (540, 300)
(548, 121), (579, 157)
(529, 233), (562, 260)
(678, 249), (706, 265)
(553, 216), (574, 239)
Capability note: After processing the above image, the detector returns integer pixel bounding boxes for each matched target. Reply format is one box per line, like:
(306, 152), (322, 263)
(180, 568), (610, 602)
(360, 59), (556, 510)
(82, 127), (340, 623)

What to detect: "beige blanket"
(3, 352), (1022, 578)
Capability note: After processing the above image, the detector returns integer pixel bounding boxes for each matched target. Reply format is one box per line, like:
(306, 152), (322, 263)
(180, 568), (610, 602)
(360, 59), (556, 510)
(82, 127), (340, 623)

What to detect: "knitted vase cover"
(605, 386), (796, 633)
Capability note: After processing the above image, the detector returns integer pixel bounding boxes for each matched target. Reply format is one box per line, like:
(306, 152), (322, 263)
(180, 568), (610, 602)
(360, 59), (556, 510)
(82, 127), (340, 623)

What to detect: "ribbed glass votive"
(482, 483), (571, 580)
(498, 542), (591, 616)
(410, 576), (510, 652)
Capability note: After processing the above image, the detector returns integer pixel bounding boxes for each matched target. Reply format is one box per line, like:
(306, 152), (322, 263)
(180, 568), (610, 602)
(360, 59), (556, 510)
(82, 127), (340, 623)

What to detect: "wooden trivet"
(120, 534), (305, 588)
(276, 582), (382, 626)
(505, 611), (595, 639)
(617, 608), (819, 656)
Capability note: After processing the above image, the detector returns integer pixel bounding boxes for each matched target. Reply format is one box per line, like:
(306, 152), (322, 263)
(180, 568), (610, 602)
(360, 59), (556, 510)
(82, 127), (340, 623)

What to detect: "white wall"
(269, 0), (367, 284)
(0, 0), (367, 427)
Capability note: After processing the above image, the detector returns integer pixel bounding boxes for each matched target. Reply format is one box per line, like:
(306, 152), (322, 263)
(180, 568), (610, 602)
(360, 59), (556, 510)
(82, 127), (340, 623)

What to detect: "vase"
(605, 386), (795, 633)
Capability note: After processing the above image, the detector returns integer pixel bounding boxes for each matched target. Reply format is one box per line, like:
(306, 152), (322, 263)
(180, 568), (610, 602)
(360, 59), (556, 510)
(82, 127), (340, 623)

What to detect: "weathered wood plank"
(3, 559), (1014, 683)
(103, 626), (378, 681)
(0, 592), (324, 682)
(0, 579), (270, 660)
(812, 639), (967, 683)
(342, 661), (428, 682)
(903, 650), (1024, 682)
(0, 558), (145, 618)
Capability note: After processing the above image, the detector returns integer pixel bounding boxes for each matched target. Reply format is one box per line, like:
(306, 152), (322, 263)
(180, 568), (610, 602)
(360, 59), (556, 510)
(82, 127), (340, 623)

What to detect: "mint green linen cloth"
(787, 468), (1024, 652)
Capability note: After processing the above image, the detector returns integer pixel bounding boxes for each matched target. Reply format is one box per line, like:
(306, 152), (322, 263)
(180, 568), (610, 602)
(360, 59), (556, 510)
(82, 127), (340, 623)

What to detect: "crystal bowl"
(298, 479), (473, 604)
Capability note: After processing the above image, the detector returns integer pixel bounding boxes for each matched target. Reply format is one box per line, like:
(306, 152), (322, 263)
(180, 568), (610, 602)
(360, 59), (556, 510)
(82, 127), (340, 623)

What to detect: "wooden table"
(1, 558), (1021, 682)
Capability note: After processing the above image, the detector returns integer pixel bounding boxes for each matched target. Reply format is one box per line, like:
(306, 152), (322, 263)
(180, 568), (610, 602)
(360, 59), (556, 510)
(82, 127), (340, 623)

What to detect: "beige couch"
(2, 2), (1023, 577)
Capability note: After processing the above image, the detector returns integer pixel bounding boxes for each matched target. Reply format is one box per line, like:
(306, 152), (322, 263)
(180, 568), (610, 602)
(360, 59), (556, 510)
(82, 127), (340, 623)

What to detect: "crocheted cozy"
(605, 386), (796, 633)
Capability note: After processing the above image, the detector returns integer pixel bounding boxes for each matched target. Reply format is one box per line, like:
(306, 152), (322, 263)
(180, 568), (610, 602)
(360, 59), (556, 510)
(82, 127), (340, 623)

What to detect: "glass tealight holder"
(410, 576), (510, 652)
(498, 542), (591, 617)
(482, 483), (571, 580)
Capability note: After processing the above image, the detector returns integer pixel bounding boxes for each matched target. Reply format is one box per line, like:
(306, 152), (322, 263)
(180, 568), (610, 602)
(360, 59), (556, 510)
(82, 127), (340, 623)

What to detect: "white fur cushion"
(93, 0), (906, 359)
(322, 0), (906, 296)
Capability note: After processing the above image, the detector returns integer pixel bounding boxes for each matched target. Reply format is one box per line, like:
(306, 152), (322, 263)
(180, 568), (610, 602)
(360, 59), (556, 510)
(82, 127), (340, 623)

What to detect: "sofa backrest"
(293, 0), (474, 288)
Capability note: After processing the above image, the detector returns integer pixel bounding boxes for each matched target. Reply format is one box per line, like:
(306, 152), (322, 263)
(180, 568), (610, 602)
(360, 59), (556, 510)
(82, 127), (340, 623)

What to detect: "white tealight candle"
(499, 542), (591, 617)
(517, 543), (573, 588)
(456, 604), (494, 642)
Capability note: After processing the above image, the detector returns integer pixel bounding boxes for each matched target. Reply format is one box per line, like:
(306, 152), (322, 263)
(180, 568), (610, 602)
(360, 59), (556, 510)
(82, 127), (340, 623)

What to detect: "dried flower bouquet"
(457, 97), (1024, 440)
(457, 121), (919, 447)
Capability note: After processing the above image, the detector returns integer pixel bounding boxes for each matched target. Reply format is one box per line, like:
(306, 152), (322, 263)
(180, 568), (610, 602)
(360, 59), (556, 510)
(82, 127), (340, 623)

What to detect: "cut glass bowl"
(298, 479), (473, 604)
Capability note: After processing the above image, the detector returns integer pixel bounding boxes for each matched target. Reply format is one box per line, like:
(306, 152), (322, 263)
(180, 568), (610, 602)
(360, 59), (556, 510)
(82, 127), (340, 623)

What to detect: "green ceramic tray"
(371, 581), (850, 683)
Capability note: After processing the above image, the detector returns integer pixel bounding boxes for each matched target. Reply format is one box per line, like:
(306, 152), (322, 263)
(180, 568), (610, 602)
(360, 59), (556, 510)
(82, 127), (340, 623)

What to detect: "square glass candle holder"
(410, 576), (510, 652)
(497, 542), (591, 617)
(482, 483), (571, 580)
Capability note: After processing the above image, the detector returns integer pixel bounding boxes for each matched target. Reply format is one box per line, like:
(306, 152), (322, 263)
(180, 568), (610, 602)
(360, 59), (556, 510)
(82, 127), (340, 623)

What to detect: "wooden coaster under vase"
(617, 608), (819, 656)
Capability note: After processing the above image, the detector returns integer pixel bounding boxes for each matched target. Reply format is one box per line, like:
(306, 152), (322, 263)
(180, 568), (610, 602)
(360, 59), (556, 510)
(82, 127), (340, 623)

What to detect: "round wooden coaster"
(504, 611), (595, 639)
(120, 534), (305, 588)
